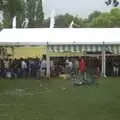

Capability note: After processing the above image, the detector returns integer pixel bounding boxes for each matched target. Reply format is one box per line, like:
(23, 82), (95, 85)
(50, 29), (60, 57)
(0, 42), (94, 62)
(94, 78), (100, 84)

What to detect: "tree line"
(0, 0), (120, 28)
(0, 0), (44, 28)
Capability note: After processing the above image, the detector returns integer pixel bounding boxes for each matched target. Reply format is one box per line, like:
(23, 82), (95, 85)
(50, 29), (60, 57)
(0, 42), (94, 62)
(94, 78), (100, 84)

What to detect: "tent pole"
(46, 42), (50, 79)
(101, 41), (107, 78)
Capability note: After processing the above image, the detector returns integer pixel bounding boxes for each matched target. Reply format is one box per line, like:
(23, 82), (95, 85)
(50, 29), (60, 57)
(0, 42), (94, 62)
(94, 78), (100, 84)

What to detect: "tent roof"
(0, 28), (120, 46)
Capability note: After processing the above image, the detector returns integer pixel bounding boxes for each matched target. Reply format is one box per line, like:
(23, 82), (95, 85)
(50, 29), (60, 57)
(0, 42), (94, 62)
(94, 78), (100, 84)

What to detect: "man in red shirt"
(79, 57), (87, 82)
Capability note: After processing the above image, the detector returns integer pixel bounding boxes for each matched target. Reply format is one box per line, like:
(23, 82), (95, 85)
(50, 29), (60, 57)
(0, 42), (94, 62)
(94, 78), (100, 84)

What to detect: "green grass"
(0, 77), (120, 120)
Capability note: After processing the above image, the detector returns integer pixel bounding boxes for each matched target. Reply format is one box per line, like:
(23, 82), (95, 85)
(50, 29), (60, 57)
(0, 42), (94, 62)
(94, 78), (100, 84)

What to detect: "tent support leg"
(101, 42), (107, 78)
(46, 44), (50, 79)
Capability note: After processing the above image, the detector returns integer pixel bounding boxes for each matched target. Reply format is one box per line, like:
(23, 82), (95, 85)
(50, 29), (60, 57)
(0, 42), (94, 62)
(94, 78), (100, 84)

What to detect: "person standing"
(4, 59), (10, 78)
(68, 59), (73, 77)
(40, 58), (47, 78)
(74, 58), (79, 74)
(79, 57), (87, 82)
(21, 59), (27, 78)
(113, 62), (119, 76)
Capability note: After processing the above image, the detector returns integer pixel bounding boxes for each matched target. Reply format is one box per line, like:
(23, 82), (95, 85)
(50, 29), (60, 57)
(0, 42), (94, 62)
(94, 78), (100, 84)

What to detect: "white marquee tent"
(0, 28), (120, 78)
(0, 28), (120, 45)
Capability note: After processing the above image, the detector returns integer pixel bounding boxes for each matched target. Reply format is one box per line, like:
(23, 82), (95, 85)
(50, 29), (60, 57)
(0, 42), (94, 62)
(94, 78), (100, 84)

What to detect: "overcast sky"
(43, 0), (114, 18)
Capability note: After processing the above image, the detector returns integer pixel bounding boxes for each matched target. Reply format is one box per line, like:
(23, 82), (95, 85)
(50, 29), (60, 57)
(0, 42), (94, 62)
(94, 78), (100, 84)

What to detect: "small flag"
(50, 9), (55, 28)
(69, 20), (74, 28)
(12, 16), (16, 28)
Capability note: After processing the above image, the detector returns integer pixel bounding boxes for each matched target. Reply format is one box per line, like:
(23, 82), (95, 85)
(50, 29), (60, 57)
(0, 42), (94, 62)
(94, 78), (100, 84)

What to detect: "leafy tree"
(35, 0), (44, 26)
(26, 0), (36, 27)
(0, 0), (44, 28)
(54, 13), (74, 28)
(110, 8), (120, 27)
(89, 13), (113, 27)
(54, 13), (84, 28)
(3, 12), (11, 28)
(89, 8), (120, 28)
(7, 0), (23, 18)
(26, 0), (44, 27)
(88, 11), (101, 22)
(0, 0), (25, 28)
(0, 0), (8, 11)
(41, 18), (50, 28)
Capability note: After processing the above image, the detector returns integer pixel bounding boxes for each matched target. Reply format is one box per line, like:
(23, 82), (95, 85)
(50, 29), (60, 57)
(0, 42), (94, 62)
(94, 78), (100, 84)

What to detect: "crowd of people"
(0, 56), (98, 79)
(0, 55), (119, 79)
(0, 57), (47, 79)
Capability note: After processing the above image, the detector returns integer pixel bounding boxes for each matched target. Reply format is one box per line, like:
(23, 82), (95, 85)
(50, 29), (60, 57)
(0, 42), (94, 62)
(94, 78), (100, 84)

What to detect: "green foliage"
(73, 16), (83, 27)
(7, 0), (24, 18)
(1, 0), (25, 28)
(35, 0), (44, 26)
(1, 0), (120, 28)
(55, 13), (74, 28)
(42, 18), (50, 28)
(90, 13), (112, 27)
(26, 0), (44, 27)
(110, 8), (120, 27)
(51, 14), (83, 28)
(89, 8), (120, 28)
(88, 11), (101, 22)
(3, 14), (11, 28)
(26, 0), (36, 27)
(1, 0), (44, 28)
(52, 8), (120, 28)
(43, 8), (120, 28)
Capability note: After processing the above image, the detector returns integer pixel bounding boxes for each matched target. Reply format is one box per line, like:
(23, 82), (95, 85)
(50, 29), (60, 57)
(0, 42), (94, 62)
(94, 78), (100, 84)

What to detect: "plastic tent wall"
(0, 28), (120, 46)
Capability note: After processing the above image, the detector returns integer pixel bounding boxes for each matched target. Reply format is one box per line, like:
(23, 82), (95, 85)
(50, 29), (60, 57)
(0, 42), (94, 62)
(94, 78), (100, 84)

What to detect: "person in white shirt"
(21, 60), (27, 77)
(4, 59), (10, 78)
(65, 59), (73, 77)
(41, 59), (47, 70)
(40, 59), (47, 77)
(21, 60), (27, 69)
(113, 63), (119, 76)
(65, 59), (69, 74)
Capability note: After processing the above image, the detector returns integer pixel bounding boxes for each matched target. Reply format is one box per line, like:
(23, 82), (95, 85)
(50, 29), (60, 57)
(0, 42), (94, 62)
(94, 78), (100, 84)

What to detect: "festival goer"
(113, 62), (119, 76)
(21, 59), (27, 77)
(4, 59), (10, 77)
(79, 57), (87, 82)
(40, 58), (47, 77)
(74, 58), (79, 74)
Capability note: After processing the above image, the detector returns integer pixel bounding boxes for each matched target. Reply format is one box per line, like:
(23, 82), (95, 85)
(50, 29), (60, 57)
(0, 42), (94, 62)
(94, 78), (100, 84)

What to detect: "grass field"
(0, 77), (120, 120)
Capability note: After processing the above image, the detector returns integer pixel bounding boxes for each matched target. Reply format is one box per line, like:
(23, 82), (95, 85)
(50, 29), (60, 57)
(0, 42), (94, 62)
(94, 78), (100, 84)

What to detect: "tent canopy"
(0, 28), (120, 46)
